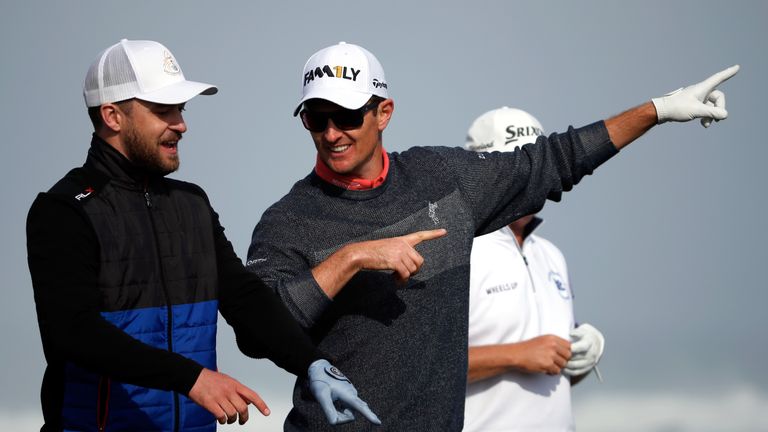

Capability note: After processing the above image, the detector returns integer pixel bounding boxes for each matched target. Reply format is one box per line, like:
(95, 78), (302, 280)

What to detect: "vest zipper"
(96, 375), (111, 431)
(144, 187), (181, 432)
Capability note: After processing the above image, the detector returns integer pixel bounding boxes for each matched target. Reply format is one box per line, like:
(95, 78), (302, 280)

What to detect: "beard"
(123, 124), (180, 176)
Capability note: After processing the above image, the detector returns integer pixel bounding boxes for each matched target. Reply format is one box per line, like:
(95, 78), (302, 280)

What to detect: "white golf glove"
(308, 359), (381, 426)
(563, 323), (605, 377)
(651, 65), (739, 127)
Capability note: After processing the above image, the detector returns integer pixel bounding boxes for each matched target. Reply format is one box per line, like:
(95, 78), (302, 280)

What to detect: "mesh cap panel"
(83, 39), (217, 107)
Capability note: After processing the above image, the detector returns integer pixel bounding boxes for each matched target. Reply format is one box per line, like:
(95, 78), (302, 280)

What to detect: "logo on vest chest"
(75, 186), (95, 201)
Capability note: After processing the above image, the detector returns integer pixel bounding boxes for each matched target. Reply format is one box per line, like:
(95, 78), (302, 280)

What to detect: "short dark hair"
(87, 106), (102, 130)
(87, 99), (134, 131)
(368, 95), (385, 105)
(367, 95), (385, 116)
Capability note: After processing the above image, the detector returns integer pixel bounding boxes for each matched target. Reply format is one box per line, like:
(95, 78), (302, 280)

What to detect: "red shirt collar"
(314, 147), (389, 190)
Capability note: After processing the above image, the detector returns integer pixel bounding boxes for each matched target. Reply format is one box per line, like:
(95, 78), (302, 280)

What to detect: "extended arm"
(604, 102), (657, 150)
(606, 65), (740, 150)
(464, 65), (740, 238)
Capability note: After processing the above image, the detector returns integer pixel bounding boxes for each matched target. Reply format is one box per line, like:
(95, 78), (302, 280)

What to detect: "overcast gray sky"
(2, 1), (767, 431)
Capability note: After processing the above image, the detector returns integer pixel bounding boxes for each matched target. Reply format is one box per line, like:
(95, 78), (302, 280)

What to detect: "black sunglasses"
(300, 99), (382, 132)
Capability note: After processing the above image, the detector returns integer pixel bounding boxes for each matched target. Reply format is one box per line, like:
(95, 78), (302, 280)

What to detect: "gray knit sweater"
(247, 121), (617, 431)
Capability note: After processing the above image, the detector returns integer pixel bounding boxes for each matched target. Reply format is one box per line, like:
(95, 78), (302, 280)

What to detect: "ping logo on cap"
(163, 51), (181, 75)
(304, 65), (361, 86)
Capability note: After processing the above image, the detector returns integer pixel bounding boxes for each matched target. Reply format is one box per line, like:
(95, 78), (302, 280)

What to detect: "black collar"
(83, 134), (165, 190)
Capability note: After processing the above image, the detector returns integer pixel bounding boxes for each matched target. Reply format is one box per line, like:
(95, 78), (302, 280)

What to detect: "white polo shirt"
(464, 221), (576, 432)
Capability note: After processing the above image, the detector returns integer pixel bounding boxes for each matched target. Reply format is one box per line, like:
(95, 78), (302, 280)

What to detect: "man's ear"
(101, 103), (126, 133)
(377, 98), (394, 131)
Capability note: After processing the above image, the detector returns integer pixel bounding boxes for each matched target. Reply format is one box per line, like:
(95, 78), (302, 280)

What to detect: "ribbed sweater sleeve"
(437, 121), (617, 236)
(209, 202), (322, 375)
(247, 228), (333, 328)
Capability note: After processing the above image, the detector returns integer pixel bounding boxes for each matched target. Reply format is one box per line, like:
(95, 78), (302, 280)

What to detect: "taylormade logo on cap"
(465, 107), (545, 153)
(83, 39), (217, 107)
(293, 42), (388, 116)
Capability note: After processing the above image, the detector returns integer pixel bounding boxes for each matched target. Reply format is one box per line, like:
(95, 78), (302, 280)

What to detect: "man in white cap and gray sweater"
(463, 107), (604, 431)
(27, 39), (379, 432)
(246, 40), (738, 430)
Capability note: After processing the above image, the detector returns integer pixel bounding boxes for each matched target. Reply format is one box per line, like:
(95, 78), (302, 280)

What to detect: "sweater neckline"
(310, 155), (395, 201)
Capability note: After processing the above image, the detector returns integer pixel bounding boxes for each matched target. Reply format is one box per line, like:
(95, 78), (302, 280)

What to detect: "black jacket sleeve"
(210, 205), (323, 376)
(27, 194), (203, 395)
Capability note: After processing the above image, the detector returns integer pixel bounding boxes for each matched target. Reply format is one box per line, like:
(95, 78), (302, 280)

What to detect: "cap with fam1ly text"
(83, 39), (217, 107)
(293, 42), (388, 116)
(465, 107), (546, 153)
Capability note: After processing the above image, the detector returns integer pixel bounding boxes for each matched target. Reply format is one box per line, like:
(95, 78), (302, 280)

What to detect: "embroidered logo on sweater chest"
(428, 202), (439, 225)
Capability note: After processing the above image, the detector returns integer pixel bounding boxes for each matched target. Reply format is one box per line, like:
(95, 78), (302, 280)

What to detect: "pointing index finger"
(701, 65), (740, 91)
(238, 386), (269, 416)
(405, 229), (447, 246)
(339, 394), (382, 425)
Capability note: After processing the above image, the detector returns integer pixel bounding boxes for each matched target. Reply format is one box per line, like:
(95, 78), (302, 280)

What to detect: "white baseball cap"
(293, 42), (388, 116)
(83, 39), (217, 107)
(465, 107), (545, 152)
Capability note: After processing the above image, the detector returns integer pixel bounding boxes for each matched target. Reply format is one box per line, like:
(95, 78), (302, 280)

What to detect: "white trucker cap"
(465, 107), (545, 152)
(83, 39), (217, 107)
(293, 42), (388, 116)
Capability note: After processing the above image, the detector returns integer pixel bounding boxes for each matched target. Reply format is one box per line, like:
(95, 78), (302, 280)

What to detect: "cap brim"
(136, 80), (218, 105)
(292, 88), (371, 116)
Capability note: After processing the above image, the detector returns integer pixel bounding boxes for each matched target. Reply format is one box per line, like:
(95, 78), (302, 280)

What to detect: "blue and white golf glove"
(563, 323), (605, 377)
(308, 359), (381, 426)
(651, 65), (739, 127)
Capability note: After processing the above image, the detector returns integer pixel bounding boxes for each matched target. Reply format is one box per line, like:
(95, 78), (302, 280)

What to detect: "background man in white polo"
(464, 107), (605, 431)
